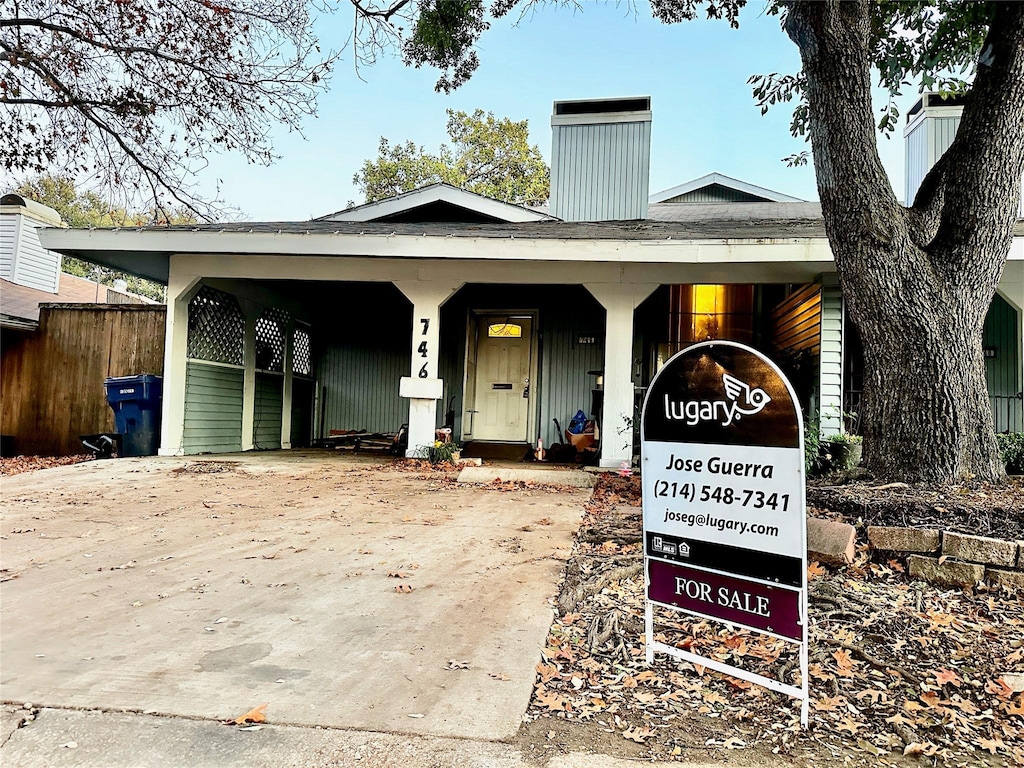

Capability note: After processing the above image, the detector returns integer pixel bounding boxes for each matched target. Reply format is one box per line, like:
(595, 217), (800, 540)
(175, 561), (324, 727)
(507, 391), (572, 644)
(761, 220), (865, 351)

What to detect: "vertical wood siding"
(0, 305), (166, 455)
(551, 121), (651, 221)
(315, 284), (412, 436)
(984, 293), (1022, 432)
(904, 120), (929, 203)
(253, 373), (283, 449)
(664, 186), (765, 204)
(11, 219), (60, 292)
(182, 362), (243, 454)
(538, 301), (606, 448)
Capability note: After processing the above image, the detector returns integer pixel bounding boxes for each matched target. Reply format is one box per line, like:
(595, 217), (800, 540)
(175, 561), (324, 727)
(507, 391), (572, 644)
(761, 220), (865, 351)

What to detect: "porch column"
(281, 319), (294, 449)
(818, 275), (844, 436)
(585, 283), (658, 469)
(240, 301), (259, 452)
(997, 277), (1024, 432)
(158, 272), (201, 456)
(394, 280), (463, 457)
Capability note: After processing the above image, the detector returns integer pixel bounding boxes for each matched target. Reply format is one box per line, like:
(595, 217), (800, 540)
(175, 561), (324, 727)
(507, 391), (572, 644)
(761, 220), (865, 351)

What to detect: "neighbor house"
(39, 96), (1024, 467)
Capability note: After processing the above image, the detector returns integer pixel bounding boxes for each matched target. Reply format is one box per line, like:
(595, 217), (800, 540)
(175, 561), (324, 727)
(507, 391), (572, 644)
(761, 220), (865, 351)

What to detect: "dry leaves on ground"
(524, 475), (1024, 767)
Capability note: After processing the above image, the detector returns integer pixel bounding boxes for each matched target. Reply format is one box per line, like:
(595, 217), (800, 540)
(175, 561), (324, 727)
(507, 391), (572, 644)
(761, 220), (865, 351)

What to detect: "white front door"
(471, 316), (534, 441)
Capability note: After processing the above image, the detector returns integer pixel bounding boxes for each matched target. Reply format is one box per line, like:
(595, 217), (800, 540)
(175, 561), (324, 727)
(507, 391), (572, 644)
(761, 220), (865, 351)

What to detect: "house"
(38, 96), (1024, 466)
(1, 194), (166, 456)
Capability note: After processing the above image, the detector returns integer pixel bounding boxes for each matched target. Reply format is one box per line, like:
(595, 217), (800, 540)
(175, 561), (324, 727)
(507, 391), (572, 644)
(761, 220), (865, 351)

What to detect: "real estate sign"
(640, 340), (808, 725)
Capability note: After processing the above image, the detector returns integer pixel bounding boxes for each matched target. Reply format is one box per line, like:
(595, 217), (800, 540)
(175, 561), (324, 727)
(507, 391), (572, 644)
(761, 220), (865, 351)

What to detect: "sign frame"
(640, 340), (809, 726)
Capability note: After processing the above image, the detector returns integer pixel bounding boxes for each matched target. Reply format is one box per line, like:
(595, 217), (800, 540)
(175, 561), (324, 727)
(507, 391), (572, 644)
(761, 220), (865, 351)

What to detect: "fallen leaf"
(489, 672), (510, 681)
(387, 571), (410, 578)
(723, 737), (746, 749)
(979, 737), (1005, 755)
(933, 668), (962, 687)
(622, 726), (652, 743)
(807, 562), (826, 579)
(446, 659), (469, 670)
(394, 584), (413, 593)
(836, 717), (861, 734)
(226, 703), (267, 726)
(986, 677), (1014, 699)
(903, 742), (939, 757)
(407, 713), (424, 718)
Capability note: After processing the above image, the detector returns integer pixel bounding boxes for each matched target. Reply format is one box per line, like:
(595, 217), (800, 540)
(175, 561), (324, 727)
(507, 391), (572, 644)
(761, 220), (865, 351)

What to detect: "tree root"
(825, 638), (922, 687)
(558, 562), (641, 615)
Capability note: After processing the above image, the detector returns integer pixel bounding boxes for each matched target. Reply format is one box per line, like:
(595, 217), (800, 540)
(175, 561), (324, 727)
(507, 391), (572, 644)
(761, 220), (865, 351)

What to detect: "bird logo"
(722, 373), (772, 421)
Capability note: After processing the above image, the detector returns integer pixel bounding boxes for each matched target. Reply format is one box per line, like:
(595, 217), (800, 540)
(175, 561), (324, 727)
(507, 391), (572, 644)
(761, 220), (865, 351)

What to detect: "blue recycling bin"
(104, 375), (163, 457)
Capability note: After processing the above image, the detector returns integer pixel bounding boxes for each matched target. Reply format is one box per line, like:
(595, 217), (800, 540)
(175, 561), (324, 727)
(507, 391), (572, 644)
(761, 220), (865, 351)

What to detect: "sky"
(193, 1), (920, 222)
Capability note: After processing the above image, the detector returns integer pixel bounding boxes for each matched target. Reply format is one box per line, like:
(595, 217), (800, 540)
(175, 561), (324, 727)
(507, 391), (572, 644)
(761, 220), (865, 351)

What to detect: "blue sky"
(197, 1), (919, 221)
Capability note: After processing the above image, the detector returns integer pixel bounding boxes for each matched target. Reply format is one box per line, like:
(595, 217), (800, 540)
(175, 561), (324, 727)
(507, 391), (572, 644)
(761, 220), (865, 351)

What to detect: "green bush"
(996, 432), (1024, 474)
(423, 440), (461, 465)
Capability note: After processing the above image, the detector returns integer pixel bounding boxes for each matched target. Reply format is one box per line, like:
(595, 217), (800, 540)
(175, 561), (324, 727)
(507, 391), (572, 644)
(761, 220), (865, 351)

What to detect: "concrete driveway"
(0, 454), (587, 741)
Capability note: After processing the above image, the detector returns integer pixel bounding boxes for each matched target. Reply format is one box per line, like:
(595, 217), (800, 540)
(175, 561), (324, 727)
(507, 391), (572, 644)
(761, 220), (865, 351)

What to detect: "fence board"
(1, 304), (165, 455)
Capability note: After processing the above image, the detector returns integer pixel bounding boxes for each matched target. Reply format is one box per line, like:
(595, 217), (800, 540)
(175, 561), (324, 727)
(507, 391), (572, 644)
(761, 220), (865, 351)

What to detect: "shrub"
(423, 440), (461, 465)
(996, 432), (1024, 474)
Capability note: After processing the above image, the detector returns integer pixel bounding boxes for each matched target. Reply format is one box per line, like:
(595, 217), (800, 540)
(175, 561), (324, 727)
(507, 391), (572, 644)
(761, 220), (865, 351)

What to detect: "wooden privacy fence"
(1, 304), (166, 456)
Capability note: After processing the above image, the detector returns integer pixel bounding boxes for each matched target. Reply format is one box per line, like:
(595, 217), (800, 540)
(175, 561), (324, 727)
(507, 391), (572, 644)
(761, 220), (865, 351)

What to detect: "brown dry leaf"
(226, 703), (267, 726)
(854, 688), (886, 704)
(832, 648), (855, 676)
(813, 695), (846, 712)
(903, 742), (939, 757)
(986, 677), (1014, 699)
(979, 737), (1005, 755)
(489, 672), (511, 681)
(933, 668), (962, 687)
(535, 662), (559, 683)
(535, 517), (552, 525)
(387, 571), (410, 579)
(807, 562), (826, 580)
(394, 584), (414, 593)
(536, 688), (571, 712)
(836, 717), (861, 734)
(622, 726), (652, 743)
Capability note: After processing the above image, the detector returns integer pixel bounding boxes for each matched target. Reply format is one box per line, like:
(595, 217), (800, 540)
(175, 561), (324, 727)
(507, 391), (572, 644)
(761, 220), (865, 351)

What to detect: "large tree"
(354, 108), (549, 205)
(345, 0), (1024, 484)
(1, 0), (334, 219)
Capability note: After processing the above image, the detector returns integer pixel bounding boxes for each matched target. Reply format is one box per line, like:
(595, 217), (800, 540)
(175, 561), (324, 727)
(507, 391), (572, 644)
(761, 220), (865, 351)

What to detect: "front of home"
(40, 97), (1024, 466)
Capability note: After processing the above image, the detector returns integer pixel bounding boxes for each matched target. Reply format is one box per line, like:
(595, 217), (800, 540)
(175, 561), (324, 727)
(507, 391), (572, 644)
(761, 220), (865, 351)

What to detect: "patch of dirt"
(514, 474), (1024, 767)
(0, 454), (93, 476)
(808, 477), (1024, 540)
(169, 460), (245, 475)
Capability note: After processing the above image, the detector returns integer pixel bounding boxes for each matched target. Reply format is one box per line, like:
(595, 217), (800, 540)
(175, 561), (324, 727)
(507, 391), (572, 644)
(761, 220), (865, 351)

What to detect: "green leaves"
(353, 108), (549, 205)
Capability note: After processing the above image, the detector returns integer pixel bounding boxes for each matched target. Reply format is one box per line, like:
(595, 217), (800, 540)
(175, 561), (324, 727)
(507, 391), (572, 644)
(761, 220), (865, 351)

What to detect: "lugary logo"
(664, 373), (772, 427)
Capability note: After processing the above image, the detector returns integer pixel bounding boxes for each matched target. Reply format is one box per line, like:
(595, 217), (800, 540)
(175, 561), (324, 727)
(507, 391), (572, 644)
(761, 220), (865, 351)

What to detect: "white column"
(394, 280), (463, 457)
(818, 276), (844, 436)
(585, 283), (658, 469)
(281, 319), (294, 450)
(240, 303), (258, 452)
(157, 270), (201, 456)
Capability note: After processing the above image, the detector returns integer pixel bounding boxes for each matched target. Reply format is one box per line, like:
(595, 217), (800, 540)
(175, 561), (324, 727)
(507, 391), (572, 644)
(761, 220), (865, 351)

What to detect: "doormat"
(461, 441), (532, 462)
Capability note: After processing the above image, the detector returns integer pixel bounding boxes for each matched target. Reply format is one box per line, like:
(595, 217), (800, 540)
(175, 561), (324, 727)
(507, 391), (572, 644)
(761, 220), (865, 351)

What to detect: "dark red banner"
(647, 559), (802, 641)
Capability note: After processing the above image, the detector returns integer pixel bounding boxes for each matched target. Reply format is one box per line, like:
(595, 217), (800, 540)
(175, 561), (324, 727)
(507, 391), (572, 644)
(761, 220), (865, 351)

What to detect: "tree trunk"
(785, 0), (1024, 483)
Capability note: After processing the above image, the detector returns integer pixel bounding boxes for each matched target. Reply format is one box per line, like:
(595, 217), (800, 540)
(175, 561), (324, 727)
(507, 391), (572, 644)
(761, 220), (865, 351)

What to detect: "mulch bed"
(518, 473), (1024, 767)
(808, 477), (1024, 540)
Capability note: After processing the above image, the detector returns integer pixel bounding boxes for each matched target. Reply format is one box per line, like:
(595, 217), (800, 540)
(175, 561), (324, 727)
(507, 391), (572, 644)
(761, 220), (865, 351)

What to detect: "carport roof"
(39, 203), (831, 284)
(37, 203), (1024, 285)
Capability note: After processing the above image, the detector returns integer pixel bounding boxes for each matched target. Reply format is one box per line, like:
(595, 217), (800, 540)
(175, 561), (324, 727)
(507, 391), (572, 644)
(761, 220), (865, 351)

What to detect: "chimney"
(903, 92), (966, 205)
(550, 97), (652, 222)
(0, 193), (64, 293)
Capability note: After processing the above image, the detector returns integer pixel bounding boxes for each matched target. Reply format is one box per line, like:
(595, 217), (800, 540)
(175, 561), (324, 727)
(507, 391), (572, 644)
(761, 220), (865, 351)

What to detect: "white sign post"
(640, 340), (809, 726)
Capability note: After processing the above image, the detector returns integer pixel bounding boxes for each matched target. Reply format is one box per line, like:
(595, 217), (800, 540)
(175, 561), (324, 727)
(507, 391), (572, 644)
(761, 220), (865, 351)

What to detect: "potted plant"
(826, 432), (863, 472)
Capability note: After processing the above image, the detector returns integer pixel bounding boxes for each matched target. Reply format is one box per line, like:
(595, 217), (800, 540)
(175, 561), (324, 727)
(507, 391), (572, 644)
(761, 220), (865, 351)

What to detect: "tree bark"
(785, 1), (1024, 483)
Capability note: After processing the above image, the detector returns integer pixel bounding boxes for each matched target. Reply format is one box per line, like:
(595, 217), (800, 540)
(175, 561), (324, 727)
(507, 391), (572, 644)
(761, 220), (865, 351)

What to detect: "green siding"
(315, 284), (411, 436)
(254, 373), (283, 449)
(183, 362), (243, 454)
(984, 294), (1022, 432)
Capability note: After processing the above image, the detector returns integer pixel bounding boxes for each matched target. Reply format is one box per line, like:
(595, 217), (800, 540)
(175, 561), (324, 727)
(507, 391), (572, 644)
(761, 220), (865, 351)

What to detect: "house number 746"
(418, 318), (429, 377)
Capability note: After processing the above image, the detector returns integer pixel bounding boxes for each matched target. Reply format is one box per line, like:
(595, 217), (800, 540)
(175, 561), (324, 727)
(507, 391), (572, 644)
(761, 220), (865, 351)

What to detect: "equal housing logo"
(663, 373), (771, 428)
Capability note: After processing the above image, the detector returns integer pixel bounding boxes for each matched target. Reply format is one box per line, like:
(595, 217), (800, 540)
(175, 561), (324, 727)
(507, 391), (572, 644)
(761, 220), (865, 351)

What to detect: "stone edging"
(867, 526), (1024, 590)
